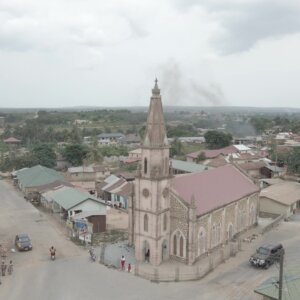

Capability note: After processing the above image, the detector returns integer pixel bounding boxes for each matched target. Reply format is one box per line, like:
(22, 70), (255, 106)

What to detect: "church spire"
(143, 79), (168, 148)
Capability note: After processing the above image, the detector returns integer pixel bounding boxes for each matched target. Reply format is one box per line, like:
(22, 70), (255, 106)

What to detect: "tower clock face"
(163, 188), (169, 198)
(143, 188), (150, 198)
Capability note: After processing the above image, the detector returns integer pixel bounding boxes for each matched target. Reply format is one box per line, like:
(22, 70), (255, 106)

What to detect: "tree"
(85, 138), (103, 164)
(32, 144), (56, 168)
(204, 130), (232, 149)
(196, 152), (206, 163)
(62, 144), (88, 166)
(287, 148), (300, 174)
(170, 138), (183, 157)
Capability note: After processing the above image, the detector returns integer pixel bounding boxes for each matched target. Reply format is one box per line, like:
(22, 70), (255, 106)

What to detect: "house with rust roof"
(129, 80), (260, 267)
(259, 181), (300, 218)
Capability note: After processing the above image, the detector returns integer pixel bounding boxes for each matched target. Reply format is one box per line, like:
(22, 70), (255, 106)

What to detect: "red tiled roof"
(172, 164), (259, 216)
(239, 161), (265, 171)
(235, 153), (261, 160)
(206, 157), (228, 168)
(186, 145), (237, 159)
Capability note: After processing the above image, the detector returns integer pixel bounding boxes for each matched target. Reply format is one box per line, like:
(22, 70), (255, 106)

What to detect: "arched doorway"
(143, 240), (150, 262)
(162, 240), (168, 261)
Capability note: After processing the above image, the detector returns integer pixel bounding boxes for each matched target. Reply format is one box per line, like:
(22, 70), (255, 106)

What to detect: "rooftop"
(43, 186), (106, 212)
(259, 181), (300, 206)
(254, 275), (300, 300)
(173, 164), (259, 216)
(171, 159), (211, 173)
(17, 165), (66, 188)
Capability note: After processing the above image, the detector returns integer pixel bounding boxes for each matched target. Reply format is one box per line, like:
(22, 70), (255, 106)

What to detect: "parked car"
(249, 243), (283, 269)
(15, 234), (33, 251)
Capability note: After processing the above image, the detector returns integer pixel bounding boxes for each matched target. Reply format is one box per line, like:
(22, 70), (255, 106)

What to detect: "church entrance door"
(143, 240), (150, 262)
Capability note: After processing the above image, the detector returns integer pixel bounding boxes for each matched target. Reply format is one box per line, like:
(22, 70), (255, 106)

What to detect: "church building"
(128, 80), (260, 266)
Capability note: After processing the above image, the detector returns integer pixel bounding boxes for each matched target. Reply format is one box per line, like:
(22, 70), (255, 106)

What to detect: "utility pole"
(279, 248), (285, 300)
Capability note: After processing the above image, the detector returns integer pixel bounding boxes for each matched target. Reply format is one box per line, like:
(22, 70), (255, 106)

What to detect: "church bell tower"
(133, 79), (171, 266)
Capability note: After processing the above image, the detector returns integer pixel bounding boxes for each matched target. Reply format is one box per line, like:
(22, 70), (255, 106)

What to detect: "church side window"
(228, 223), (233, 240)
(173, 234), (177, 255)
(198, 228), (206, 255)
(212, 224), (216, 247)
(144, 214), (148, 232)
(163, 214), (167, 231)
(216, 223), (221, 244)
(144, 158), (148, 174)
(179, 236), (184, 257)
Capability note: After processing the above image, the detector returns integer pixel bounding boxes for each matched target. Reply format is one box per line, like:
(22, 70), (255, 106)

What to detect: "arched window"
(198, 228), (206, 255)
(216, 223), (221, 244)
(250, 204), (255, 225)
(144, 158), (148, 174)
(163, 214), (167, 231)
(173, 234), (177, 255)
(228, 223), (233, 240)
(144, 214), (148, 232)
(172, 230), (186, 258)
(164, 158), (168, 175)
(180, 236), (184, 257)
(212, 224), (216, 247)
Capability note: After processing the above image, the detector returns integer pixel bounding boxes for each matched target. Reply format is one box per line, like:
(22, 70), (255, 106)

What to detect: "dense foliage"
(204, 130), (232, 149)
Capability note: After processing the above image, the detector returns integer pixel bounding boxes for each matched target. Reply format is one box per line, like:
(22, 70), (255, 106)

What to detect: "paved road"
(1, 179), (300, 300)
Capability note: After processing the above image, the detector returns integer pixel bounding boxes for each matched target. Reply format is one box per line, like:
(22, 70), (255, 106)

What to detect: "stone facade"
(168, 192), (259, 265)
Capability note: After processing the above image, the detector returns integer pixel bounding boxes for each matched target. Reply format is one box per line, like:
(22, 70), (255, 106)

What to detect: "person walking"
(120, 255), (125, 271)
(127, 263), (131, 273)
(1, 260), (7, 276)
(7, 260), (13, 275)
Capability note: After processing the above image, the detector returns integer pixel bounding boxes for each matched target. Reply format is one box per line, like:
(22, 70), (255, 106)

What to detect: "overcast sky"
(1, 0), (300, 108)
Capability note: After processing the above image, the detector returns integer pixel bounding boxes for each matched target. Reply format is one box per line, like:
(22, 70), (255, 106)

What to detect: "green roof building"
(16, 165), (66, 196)
(254, 276), (300, 300)
(171, 159), (212, 174)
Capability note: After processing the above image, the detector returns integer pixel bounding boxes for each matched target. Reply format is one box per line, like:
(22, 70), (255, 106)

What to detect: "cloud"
(0, 0), (148, 62)
(175, 0), (300, 54)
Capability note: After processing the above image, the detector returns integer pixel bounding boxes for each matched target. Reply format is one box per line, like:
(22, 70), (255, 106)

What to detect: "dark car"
(15, 234), (33, 251)
(249, 243), (283, 269)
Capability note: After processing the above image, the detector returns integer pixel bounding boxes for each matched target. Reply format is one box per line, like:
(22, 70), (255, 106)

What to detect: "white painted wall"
(68, 199), (107, 217)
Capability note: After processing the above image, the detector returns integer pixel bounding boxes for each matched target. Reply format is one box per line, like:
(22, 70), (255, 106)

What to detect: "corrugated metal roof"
(17, 165), (66, 188)
(259, 181), (300, 206)
(233, 144), (251, 151)
(171, 159), (211, 173)
(68, 166), (94, 173)
(46, 186), (106, 211)
(239, 161), (265, 171)
(187, 145), (238, 159)
(172, 164), (259, 216)
(254, 275), (300, 300)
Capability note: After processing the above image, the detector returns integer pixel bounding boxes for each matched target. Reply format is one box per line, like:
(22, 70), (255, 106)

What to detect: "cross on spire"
(152, 78), (160, 95)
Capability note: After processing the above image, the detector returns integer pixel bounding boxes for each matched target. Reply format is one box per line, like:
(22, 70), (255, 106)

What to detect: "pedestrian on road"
(120, 255), (125, 270)
(127, 263), (131, 273)
(7, 260), (13, 275)
(1, 260), (7, 276)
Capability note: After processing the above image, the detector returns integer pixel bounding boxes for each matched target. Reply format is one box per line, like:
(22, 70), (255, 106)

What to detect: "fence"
(260, 214), (285, 234)
(134, 241), (239, 282)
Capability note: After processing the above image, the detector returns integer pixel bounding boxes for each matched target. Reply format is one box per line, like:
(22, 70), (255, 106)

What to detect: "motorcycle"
(89, 248), (96, 262)
(49, 246), (56, 261)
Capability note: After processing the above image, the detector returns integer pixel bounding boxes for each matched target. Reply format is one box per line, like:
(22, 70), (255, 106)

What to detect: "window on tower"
(144, 214), (148, 232)
(144, 158), (148, 174)
(163, 214), (167, 231)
